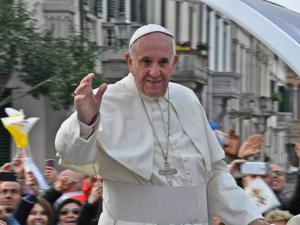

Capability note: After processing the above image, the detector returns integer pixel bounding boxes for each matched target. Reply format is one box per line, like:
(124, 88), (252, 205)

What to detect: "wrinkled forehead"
(270, 163), (283, 172)
(0, 181), (21, 190)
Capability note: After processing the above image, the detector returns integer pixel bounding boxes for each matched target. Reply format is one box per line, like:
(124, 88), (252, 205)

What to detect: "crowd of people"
(211, 125), (300, 225)
(0, 130), (298, 225)
(0, 153), (102, 225)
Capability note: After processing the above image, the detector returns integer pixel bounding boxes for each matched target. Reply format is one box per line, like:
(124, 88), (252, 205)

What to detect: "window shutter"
(0, 90), (11, 166)
(95, 0), (103, 18)
(131, 0), (137, 22)
(108, 0), (115, 21)
(140, 0), (147, 23)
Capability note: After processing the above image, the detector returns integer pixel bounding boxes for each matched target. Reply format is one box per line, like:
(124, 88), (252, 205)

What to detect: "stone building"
(1, 0), (300, 169)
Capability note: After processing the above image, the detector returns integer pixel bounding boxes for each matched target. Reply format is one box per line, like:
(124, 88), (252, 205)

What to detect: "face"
(125, 32), (178, 98)
(272, 221), (286, 225)
(27, 203), (49, 225)
(270, 164), (286, 192)
(0, 182), (21, 213)
(58, 202), (81, 225)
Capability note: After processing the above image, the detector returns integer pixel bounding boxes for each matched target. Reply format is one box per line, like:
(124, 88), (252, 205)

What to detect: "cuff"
(79, 114), (99, 140)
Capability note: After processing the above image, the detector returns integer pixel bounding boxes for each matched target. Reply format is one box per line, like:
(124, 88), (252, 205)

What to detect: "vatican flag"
(1, 108), (39, 150)
(0, 108), (49, 190)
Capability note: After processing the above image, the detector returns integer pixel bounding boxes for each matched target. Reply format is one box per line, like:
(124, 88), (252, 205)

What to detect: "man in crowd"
(270, 162), (300, 215)
(0, 172), (22, 215)
(55, 24), (269, 225)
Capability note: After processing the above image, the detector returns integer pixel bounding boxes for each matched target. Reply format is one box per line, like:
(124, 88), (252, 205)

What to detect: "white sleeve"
(55, 112), (102, 166)
(207, 160), (263, 225)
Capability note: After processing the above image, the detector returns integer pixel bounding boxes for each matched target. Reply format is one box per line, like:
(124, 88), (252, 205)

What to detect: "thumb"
(95, 83), (107, 101)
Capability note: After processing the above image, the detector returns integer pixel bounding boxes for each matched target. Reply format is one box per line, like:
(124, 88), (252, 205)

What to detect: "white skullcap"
(287, 215), (300, 225)
(129, 24), (174, 48)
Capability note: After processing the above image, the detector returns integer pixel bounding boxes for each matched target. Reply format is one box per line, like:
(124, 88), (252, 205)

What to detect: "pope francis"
(55, 24), (270, 225)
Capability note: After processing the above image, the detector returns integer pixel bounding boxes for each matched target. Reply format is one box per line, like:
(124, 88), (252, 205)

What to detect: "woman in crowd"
(26, 198), (54, 225)
(56, 199), (81, 225)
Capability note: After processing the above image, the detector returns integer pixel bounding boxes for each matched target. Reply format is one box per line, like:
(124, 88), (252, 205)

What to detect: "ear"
(171, 54), (179, 72)
(124, 52), (133, 72)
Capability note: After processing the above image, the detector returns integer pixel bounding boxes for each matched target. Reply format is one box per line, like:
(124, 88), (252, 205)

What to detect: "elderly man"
(55, 24), (269, 225)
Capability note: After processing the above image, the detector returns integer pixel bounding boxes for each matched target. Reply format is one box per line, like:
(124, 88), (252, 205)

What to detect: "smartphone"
(240, 162), (267, 175)
(45, 159), (55, 168)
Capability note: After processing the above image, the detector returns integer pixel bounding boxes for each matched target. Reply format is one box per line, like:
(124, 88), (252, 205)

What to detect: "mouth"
(3, 201), (13, 206)
(145, 78), (162, 84)
(31, 221), (46, 225)
(63, 219), (77, 224)
(272, 180), (279, 187)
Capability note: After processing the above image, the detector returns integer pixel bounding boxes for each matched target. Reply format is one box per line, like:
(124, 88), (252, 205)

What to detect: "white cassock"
(55, 74), (262, 225)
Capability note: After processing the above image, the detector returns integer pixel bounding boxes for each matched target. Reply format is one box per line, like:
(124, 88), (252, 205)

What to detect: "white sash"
(103, 180), (208, 224)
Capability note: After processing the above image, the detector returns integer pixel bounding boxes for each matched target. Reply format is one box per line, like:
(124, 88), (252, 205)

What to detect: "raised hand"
(53, 175), (74, 193)
(25, 171), (39, 196)
(74, 73), (107, 125)
(229, 159), (246, 178)
(12, 152), (25, 179)
(87, 176), (103, 205)
(44, 166), (58, 185)
(238, 133), (264, 159)
(224, 128), (239, 156)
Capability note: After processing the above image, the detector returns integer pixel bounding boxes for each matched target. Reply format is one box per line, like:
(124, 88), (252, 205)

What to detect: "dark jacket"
(276, 172), (300, 215)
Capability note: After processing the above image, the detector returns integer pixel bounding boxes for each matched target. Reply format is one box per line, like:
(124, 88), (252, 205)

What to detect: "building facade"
(1, 0), (299, 169)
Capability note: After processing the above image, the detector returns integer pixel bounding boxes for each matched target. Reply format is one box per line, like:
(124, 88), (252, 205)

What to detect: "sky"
(267, 0), (300, 13)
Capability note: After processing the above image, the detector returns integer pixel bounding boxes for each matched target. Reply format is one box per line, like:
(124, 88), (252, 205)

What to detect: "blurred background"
(1, 0), (300, 175)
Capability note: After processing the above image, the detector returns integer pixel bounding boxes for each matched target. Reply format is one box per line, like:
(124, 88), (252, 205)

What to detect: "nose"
(4, 193), (12, 198)
(148, 63), (161, 77)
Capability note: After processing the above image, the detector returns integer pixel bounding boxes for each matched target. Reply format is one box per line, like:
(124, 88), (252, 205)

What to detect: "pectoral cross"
(159, 161), (178, 186)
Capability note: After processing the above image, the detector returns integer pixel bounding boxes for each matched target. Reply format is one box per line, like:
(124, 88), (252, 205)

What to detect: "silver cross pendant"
(159, 161), (178, 186)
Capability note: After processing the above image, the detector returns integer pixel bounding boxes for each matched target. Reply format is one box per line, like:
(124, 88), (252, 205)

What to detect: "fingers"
(0, 163), (11, 172)
(230, 159), (246, 171)
(229, 159), (246, 178)
(231, 159), (246, 166)
(74, 73), (95, 96)
(95, 83), (107, 101)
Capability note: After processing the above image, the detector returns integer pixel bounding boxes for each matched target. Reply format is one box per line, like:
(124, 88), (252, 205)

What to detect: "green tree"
(0, 0), (34, 91)
(0, 0), (102, 109)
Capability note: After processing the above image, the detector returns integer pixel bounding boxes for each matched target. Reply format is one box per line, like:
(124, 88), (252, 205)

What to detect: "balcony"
(287, 119), (300, 143)
(101, 22), (142, 83)
(276, 112), (293, 129)
(172, 51), (208, 89)
(102, 22), (141, 48)
(230, 94), (276, 118)
(209, 71), (241, 99)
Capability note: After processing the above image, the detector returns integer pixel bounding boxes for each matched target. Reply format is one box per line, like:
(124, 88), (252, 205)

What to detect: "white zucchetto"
(129, 24), (174, 48)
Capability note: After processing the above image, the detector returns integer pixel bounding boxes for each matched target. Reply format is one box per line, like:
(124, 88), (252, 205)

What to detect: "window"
(0, 89), (11, 166)
(95, 0), (103, 18)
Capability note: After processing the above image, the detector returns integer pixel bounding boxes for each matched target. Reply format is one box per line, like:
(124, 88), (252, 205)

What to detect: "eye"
(140, 58), (151, 66)
(159, 58), (169, 66)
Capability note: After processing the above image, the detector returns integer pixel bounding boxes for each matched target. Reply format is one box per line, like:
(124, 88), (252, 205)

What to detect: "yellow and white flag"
(1, 108), (39, 149)
(0, 108), (48, 190)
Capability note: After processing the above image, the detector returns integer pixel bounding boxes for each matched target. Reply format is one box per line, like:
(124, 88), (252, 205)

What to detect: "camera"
(239, 161), (267, 175)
